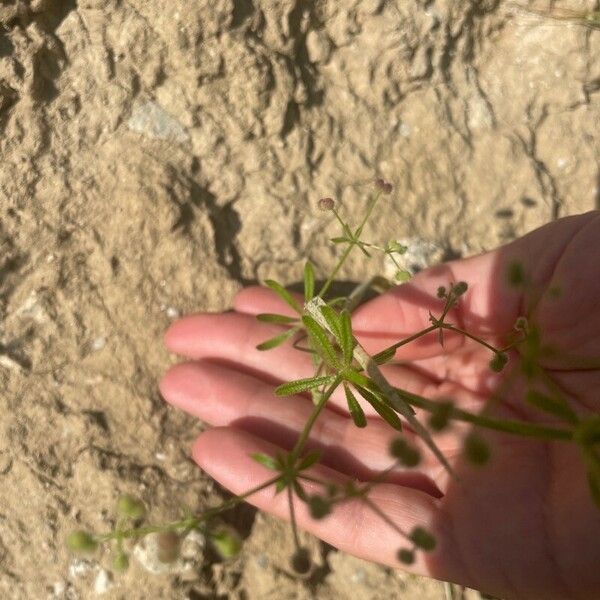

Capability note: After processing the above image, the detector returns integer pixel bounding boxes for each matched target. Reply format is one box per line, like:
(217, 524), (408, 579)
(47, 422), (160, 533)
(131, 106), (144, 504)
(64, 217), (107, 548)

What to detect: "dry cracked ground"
(0, 0), (599, 598)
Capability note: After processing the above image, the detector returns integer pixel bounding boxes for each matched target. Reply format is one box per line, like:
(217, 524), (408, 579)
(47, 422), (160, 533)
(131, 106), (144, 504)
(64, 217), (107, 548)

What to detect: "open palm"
(160, 211), (600, 600)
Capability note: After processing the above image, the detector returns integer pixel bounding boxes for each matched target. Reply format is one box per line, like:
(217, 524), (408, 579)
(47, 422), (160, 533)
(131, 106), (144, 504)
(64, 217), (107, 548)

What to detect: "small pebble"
(91, 337), (106, 351)
(166, 307), (180, 319)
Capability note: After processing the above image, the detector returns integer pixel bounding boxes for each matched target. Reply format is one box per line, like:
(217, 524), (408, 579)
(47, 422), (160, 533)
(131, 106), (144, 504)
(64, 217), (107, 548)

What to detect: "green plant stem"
(290, 376), (342, 461)
(287, 486), (301, 549)
(98, 475), (281, 542)
(439, 323), (500, 354)
(319, 193), (381, 298)
(394, 387), (573, 441)
(318, 243), (355, 299)
(374, 324), (438, 359)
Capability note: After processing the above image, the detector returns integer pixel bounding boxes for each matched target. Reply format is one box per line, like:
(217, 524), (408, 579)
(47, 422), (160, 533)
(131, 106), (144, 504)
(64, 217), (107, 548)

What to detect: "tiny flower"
(318, 197), (335, 211)
(375, 178), (393, 194)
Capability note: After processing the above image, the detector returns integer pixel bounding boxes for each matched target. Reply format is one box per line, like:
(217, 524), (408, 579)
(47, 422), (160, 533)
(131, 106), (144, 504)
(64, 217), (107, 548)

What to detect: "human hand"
(160, 211), (600, 600)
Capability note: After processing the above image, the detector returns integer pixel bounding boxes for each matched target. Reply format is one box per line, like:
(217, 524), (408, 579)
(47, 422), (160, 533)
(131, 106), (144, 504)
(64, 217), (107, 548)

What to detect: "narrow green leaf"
(251, 453), (280, 470)
(275, 375), (336, 397)
(265, 279), (302, 313)
(342, 369), (372, 389)
(256, 313), (299, 324)
(298, 449), (322, 470)
(339, 310), (354, 365)
(293, 479), (308, 501)
(302, 315), (339, 368)
(344, 384), (367, 428)
(355, 385), (403, 430)
(373, 346), (396, 365)
(330, 236), (350, 244)
(275, 479), (287, 494)
(256, 327), (298, 350)
(319, 305), (342, 342)
(526, 389), (577, 424)
(304, 262), (315, 302)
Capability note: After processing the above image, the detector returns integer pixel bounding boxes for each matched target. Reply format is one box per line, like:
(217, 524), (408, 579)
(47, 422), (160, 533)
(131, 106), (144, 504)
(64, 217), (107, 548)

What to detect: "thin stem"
(394, 387), (573, 441)
(290, 376), (342, 461)
(318, 243), (354, 298)
(287, 486), (301, 549)
(98, 475), (282, 542)
(319, 193), (382, 298)
(362, 496), (407, 539)
(440, 323), (500, 354)
(374, 325), (438, 359)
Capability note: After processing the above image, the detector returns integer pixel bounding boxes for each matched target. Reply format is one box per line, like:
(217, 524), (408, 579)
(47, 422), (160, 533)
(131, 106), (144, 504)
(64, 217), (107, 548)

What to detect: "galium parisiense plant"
(68, 178), (600, 579)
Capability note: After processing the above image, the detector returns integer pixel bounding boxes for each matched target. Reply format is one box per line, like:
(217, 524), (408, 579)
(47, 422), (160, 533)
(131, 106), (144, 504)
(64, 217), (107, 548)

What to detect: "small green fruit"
(464, 433), (490, 466)
(428, 401), (453, 432)
(67, 531), (98, 554)
(157, 531), (180, 563)
(452, 281), (468, 296)
(409, 527), (436, 551)
(210, 525), (243, 559)
(308, 495), (331, 520)
(397, 548), (415, 565)
(291, 547), (311, 574)
(112, 551), (129, 572)
(117, 495), (146, 520)
(489, 352), (508, 373)
(389, 437), (421, 467)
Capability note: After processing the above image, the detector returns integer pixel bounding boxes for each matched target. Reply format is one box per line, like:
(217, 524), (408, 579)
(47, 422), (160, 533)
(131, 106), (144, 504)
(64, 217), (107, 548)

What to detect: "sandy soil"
(0, 0), (598, 598)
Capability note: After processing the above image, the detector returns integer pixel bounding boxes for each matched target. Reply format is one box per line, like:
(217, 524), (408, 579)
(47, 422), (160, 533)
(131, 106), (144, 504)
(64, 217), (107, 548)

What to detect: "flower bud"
(514, 316), (528, 332)
(318, 197), (335, 211)
(452, 281), (468, 296)
(67, 531), (98, 554)
(436, 286), (446, 299)
(375, 178), (393, 194)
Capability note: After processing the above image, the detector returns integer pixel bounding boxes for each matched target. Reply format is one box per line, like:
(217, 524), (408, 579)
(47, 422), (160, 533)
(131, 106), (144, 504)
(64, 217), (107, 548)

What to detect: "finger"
(234, 285), (464, 359)
(234, 285), (302, 318)
(164, 311), (311, 381)
(164, 311), (481, 422)
(193, 427), (466, 583)
(160, 360), (443, 495)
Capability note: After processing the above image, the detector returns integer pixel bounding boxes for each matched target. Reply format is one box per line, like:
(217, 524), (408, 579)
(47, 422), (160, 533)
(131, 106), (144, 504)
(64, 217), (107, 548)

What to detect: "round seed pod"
(291, 547), (312, 574)
(117, 495), (146, 520)
(112, 551), (130, 572)
(157, 531), (181, 563)
(210, 525), (243, 559)
(397, 548), (415, 565)
(67, 531), (98, 554)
